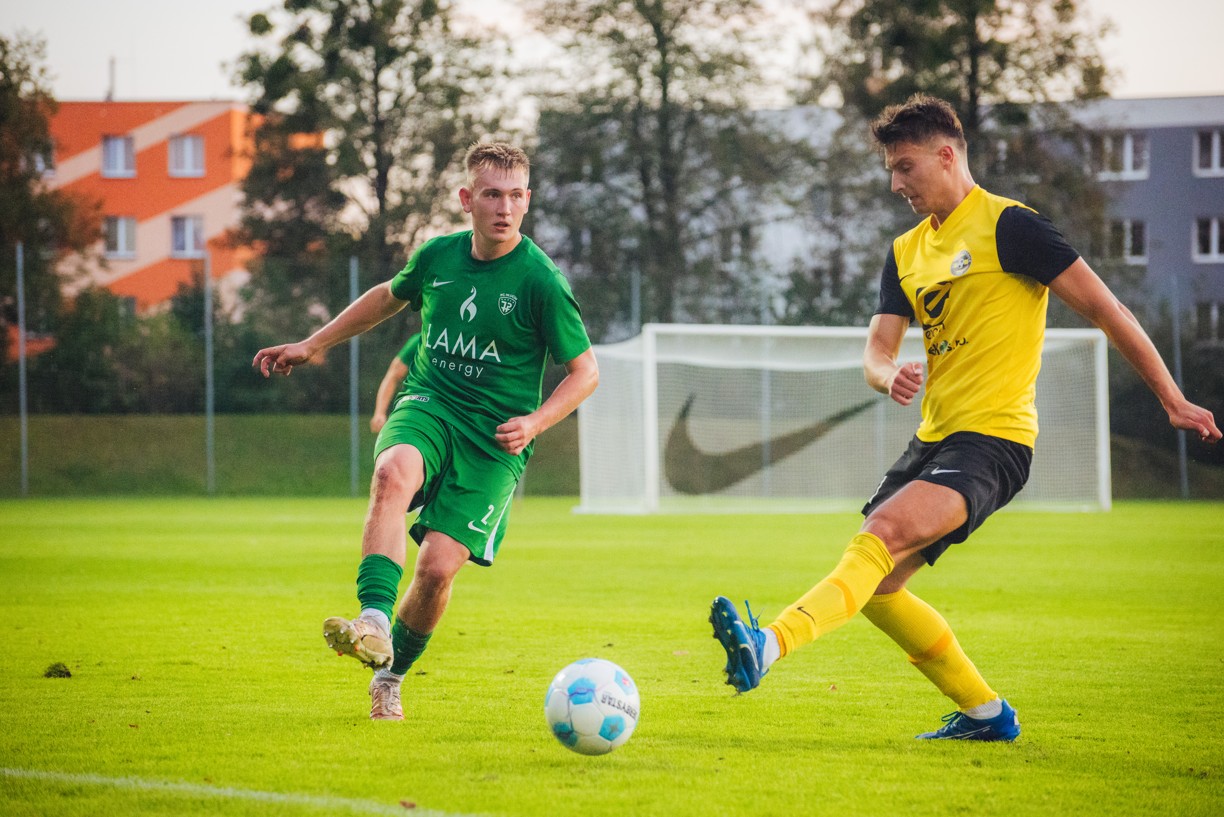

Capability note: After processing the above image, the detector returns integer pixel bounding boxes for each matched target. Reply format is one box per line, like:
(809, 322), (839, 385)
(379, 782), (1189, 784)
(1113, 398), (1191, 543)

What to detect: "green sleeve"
(389, 245), (426, 309)
(539, 272), (591, 364)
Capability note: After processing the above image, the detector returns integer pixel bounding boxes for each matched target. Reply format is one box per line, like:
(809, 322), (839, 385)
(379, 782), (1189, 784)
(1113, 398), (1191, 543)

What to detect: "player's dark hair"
(464, 141), (530, 184)
(870, 94), (967, 152)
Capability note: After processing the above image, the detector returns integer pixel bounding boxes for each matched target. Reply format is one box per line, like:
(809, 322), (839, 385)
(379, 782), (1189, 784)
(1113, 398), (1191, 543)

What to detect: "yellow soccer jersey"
(875, 185), (1080, 447)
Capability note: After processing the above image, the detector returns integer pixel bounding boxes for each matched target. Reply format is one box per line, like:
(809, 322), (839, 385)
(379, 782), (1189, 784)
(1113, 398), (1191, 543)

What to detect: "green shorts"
(374, 407), (518, 566)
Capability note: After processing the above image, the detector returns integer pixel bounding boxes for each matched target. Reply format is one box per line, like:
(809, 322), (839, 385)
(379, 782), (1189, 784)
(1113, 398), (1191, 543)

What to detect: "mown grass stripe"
(1, 767), (483, 817)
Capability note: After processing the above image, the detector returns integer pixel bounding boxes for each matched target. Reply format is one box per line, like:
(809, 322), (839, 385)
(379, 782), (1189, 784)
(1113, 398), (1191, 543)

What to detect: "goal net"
(576, 324), (1110, 514)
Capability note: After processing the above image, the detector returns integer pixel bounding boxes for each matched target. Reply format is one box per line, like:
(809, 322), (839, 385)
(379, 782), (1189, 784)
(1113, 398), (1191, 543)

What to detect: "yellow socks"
(767, 532), (895, 657)
(860, 588), (997, 711)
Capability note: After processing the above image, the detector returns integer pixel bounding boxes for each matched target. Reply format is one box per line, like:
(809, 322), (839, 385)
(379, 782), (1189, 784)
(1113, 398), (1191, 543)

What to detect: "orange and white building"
(48, 100), (255, 311)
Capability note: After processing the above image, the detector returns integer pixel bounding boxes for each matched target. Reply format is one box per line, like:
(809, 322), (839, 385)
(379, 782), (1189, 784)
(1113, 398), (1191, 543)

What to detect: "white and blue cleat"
(917, 699), (1021, 742)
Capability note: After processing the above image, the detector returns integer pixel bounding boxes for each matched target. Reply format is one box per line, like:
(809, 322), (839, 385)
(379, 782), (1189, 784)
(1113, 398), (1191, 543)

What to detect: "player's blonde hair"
(464, 141), (530, 186)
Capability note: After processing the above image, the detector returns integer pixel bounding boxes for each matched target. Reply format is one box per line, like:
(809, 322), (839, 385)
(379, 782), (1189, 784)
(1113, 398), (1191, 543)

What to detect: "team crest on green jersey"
(498, 293), (518, 315)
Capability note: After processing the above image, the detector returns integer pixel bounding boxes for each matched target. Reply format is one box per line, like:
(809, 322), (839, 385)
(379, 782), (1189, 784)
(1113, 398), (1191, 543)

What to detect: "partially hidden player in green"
(253, 142), (598, 720)
(370, 332), (421, 434)
(710, 94), (1221, 741)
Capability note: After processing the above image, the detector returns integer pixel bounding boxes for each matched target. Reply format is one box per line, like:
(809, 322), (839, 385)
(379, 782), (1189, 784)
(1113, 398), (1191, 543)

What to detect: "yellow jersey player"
(710, 94), (1220, 741)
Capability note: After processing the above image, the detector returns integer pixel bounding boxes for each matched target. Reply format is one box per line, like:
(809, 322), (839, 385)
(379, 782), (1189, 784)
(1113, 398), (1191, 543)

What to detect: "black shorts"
(861, 431), (1032, 565)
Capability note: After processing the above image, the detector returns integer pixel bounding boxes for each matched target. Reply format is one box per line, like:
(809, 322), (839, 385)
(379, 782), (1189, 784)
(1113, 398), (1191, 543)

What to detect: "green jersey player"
(253, 143), (598, 720)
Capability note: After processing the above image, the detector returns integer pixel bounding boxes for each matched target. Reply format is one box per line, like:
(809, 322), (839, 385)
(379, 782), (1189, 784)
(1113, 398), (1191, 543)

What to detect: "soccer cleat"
(917, 699), (1021, 742)
(322, 615), (393, 670)
(368, 673), (404, 721)
(709, 596), (768, 693)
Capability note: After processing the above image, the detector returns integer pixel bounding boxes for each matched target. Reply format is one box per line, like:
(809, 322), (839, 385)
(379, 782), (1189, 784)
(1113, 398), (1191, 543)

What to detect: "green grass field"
(2, 498), (1222, 816)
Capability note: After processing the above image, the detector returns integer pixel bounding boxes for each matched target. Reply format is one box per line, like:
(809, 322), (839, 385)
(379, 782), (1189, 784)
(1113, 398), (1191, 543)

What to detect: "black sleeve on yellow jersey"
(996, 205), (1080, 285)
(874, 245), (914, 318)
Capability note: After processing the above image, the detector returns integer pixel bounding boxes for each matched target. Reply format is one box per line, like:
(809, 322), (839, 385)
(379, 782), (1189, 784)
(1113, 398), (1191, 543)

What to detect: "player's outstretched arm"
(495, 348), (599, 456)
(253, 282), (407, 378)
(864, 313), (923, 406)
(1050, 258), (1221, 443)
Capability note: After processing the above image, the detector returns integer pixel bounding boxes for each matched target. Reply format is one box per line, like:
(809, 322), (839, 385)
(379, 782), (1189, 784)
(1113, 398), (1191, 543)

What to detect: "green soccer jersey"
(395, 332), (421, 367)
(388, 231), (591, 471)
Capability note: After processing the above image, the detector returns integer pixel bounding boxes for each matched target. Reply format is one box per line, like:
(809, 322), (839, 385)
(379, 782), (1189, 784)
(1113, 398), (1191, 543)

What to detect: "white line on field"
(1, 767), (487, 817)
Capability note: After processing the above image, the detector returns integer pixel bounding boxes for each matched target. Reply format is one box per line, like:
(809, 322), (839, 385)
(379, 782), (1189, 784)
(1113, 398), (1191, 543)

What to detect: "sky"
(1, 0), (1221, 102)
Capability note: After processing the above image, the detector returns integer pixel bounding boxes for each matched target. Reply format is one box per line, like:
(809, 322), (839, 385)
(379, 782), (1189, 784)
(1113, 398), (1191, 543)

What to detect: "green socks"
(356, 554), (403, 623)
(355, 553), (431, 676)
(390, 619), (432, 675)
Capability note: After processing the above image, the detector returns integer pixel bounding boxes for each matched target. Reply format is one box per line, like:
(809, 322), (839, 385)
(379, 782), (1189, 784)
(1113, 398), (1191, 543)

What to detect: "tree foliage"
(234, 0), (513, 303)
(526, 0), (807, 338)
(0, 33), (100, 358)
(810, 0), (1111, 130)
(775, 0), (1117, 327)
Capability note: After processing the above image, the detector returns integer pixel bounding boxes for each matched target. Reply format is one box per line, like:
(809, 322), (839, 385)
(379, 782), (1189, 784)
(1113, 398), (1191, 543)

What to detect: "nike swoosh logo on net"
(663, 397), (879, 494)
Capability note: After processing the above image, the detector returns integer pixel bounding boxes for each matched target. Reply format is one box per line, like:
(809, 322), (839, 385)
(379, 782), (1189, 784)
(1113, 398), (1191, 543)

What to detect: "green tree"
(526, 0), (807, 337)
(232, 0), (513, 409)
(0, 33), (100, 371)
(235, 0), (513, 291)
(777, 107), (912, 327)
(777, 0), (1116, 327)
(811, 0), (1111, 134)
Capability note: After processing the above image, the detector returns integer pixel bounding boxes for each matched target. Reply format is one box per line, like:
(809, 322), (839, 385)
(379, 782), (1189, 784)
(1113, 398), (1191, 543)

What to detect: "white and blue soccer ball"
(544, 658), (640, 755)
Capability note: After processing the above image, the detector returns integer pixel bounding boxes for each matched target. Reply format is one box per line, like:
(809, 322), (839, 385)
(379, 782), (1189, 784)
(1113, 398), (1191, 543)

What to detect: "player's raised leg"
(324, 445), (424, 670)
(711, 531), (896, 692)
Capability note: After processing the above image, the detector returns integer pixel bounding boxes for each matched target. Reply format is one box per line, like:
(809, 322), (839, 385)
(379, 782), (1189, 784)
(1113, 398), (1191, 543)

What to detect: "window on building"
(102, 135), (135, 178)
(104, 216), (136, 258)
(171, 216), (205, 258)
(1106, 219), (1147, 264)
(1088, 132), (1148, 179)
(169, 134), (205, 177)
(1194, 217), (1224, 262)
(1195, 130), (1223, 176)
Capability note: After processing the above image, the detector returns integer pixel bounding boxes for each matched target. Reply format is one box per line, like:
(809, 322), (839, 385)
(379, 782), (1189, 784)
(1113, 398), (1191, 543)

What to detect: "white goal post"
(576, 323), (1110, 514)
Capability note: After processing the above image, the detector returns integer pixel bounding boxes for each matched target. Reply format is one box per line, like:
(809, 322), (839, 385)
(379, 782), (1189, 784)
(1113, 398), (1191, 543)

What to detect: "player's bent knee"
(370, 453), (424, 503)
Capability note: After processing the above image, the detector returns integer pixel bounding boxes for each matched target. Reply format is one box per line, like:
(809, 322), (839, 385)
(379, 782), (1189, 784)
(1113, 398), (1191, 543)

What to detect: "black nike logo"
(664, 396), (878, 494)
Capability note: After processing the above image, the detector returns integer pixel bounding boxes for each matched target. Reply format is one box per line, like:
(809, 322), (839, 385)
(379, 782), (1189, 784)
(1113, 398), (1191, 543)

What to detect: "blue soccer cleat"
(709, 596), (768, 693)
(917, 699), (1021, 742)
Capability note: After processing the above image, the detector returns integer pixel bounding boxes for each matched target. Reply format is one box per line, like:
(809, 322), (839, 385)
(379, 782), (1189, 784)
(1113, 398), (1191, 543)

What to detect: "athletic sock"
(356, 554), (403, 624)
(962, 699), (1003, 720)
(390, 618), (432, 676)
(359, 609), (390, 632)
(767, 532), (895, 657)
(859, 588), (998, 711)
(373, 667), (405, 685)
(761, 627), (781, 671)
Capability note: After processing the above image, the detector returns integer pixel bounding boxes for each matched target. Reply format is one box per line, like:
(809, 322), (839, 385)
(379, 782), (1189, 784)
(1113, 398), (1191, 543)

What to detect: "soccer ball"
(544, 658), (640, 755)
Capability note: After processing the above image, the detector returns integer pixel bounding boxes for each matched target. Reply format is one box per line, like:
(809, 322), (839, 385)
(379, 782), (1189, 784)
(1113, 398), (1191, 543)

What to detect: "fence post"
(1170, 268), (1189, 499)
(204, 254), (216, 495)
(16, 242), (29, 497)
(349, 255), (360, 497)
